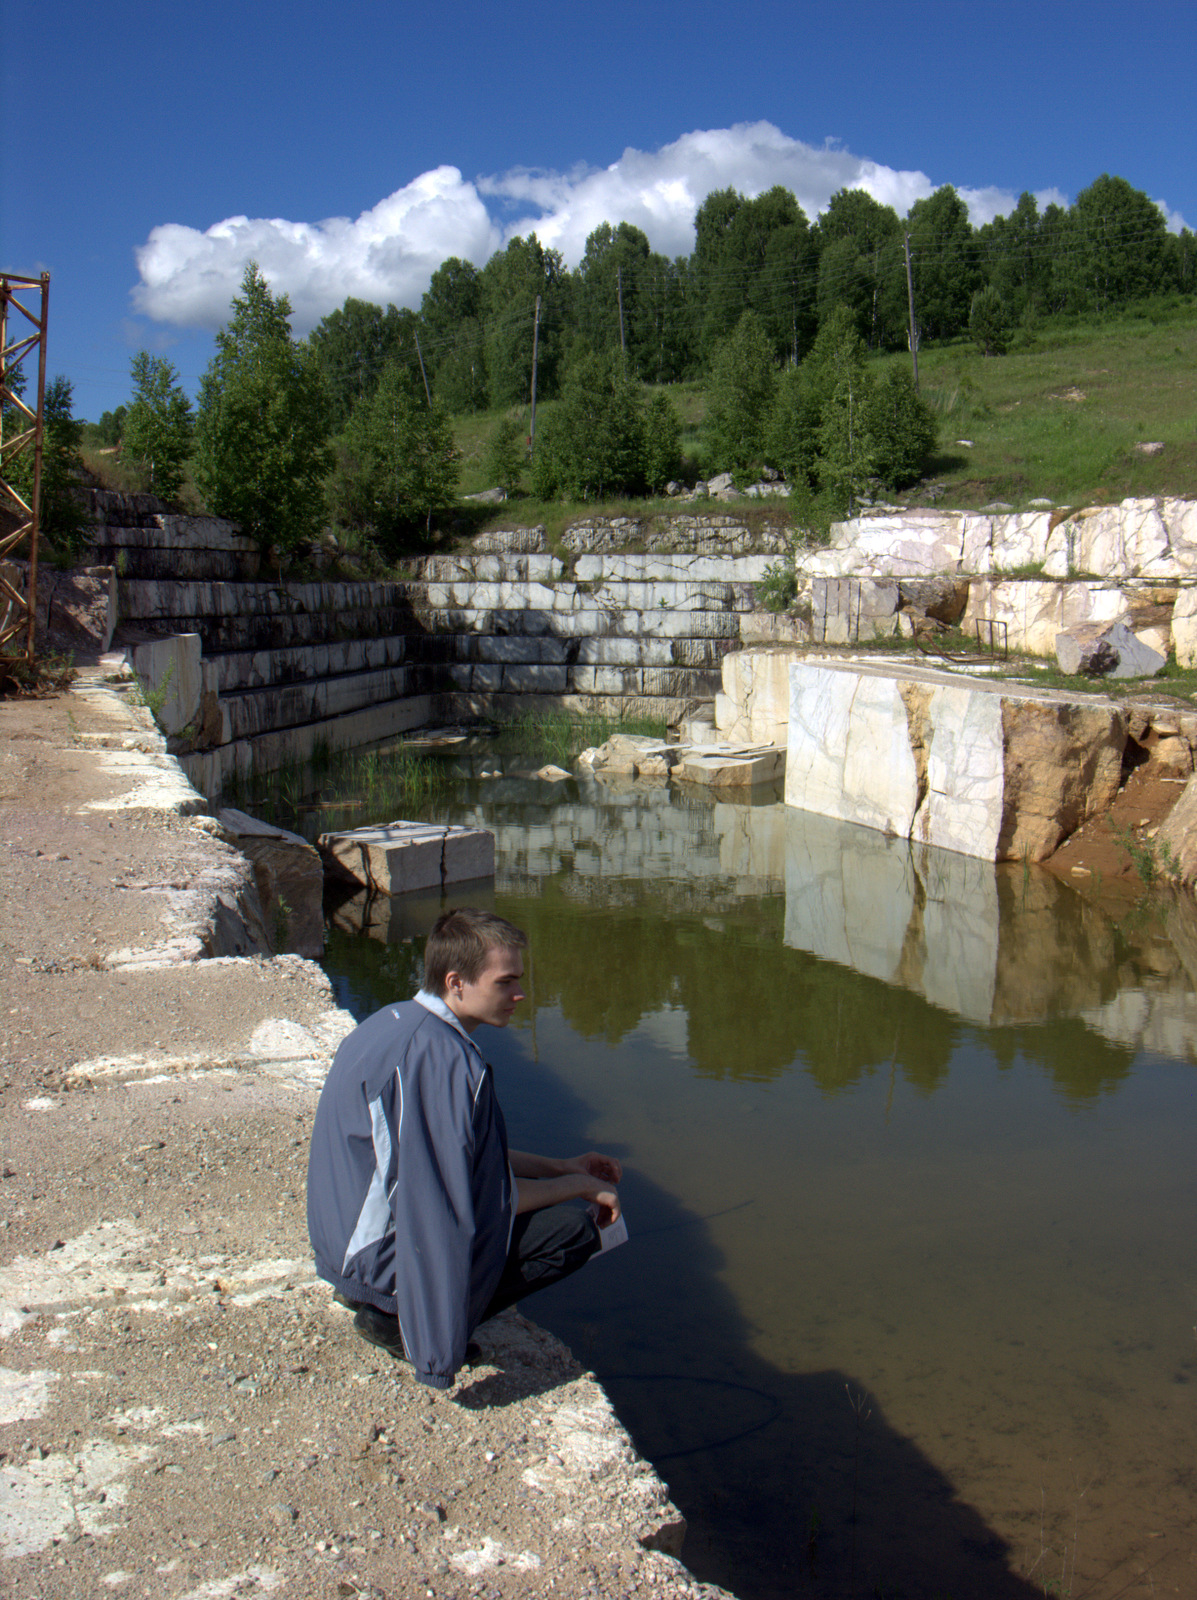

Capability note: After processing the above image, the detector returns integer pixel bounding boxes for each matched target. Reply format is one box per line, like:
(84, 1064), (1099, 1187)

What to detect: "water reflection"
(316, 772), (1197, 1598)
(324, 776), (1197, 1093)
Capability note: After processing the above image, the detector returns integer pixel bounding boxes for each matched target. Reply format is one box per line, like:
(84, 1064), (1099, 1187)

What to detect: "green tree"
(978, 191), (1051, 318)
(93, 406), (127, 447)
(479, 235), (569, 408)
(764, 364), (821, 488)
(485, 414), (526, 495)
(195, 263), (333, 554)
(531, 351), (646, 501)
(309, 297), (415, 430)
(814, 189), (905, 349)
(330, 360), (458, 547)
(969, 284), (1011, 356)
(803, 311), (876, 514)
(760, 218), (820, 363)
(694, 187), (811, 362)
(905, 185), (981, 341)
(1059, 173), (1170, 313)
(702, 310), (776, 474)
(641, 391), (682, 493)
(420, 259), (489, 413)
(121, 353), (194, 498)
(576, 222), (647, 373)
(866, 367), (936, 489)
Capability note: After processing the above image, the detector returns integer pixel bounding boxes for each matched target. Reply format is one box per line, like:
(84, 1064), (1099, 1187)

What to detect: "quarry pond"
(283, 743), (1196, 1600)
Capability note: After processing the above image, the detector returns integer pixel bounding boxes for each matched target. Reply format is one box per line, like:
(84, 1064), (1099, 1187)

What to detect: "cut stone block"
(318, 821), (495, 896)
(785, 660), (1126, 863)
(218, 806), (324, 958)
(675, 746), (786, 789)
(130, 633), (203, 736)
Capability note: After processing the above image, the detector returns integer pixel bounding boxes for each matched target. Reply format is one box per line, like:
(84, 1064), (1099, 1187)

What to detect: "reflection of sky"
(628, 1004), (693, 1061)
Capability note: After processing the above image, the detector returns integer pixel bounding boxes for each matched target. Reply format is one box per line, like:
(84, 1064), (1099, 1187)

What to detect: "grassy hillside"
(456, 300), (1197, 530)
(885, 303), (1197, 508)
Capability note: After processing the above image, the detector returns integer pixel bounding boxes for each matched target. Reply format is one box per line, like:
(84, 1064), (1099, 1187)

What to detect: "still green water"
(305, 751), (1196, 1600)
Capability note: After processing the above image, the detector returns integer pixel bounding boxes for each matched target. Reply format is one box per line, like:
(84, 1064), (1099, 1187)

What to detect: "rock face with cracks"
(784, 660), (1126, 863)
(0, 675), (726, 1600)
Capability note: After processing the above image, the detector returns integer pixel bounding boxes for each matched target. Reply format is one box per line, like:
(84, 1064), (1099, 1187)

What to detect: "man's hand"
(508, 1149), (623, 1220)
(566, 1151), (623, 1185)
(586, 1182), (621, 1228)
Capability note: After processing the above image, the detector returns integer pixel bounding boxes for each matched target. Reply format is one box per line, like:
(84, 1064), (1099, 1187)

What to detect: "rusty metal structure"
(0, 272), (50, 666)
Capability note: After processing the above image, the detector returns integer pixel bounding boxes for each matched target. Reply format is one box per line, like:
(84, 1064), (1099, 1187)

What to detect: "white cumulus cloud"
(133, 166), (500, 333)
(135, 122), (1179, 335)
(482, 122), (939, 263)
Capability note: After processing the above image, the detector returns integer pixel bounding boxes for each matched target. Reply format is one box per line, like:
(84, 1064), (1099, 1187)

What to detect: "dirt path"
(0, 676), (728, 1600)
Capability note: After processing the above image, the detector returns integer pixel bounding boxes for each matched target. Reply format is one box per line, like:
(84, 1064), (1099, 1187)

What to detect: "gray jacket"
(307, 996), (514, 1388)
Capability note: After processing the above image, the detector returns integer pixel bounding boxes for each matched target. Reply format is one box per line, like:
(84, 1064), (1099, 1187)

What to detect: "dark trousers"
(479, 1203), (600, 1325)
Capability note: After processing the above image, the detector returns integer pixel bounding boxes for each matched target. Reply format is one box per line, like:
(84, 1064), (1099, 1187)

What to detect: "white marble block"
(318, 822), (495, 895)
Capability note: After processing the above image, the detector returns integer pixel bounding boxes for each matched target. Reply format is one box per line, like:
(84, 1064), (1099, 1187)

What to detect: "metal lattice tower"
(1, 273), (50, 666)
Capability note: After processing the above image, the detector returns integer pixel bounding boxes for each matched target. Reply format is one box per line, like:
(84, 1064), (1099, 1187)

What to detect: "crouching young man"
(307, 907), (621, 1389)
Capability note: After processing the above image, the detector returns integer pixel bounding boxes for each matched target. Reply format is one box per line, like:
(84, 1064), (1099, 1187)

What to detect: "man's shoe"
(352, 1305), (409, 1361)
(333, 1290), (366, 1312)
(352, 1306), (484, 1373)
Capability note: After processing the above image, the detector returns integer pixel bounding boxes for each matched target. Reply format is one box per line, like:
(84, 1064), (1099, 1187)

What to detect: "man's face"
(447, 945), (526, 1032)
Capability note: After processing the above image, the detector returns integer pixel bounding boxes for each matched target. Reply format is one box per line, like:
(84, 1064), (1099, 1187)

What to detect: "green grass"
(876, 297), (1197, 509)
(223, 742), (447, 833)
(486, 708), (668, 765)
(450, 300), (1197, 537)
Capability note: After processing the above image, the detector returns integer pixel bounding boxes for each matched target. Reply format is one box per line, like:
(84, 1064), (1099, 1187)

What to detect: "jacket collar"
(414, 989), (483, 1059)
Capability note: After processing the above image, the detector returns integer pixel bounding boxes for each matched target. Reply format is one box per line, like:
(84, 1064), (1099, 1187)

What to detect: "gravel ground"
(0, 674), (735, 1600)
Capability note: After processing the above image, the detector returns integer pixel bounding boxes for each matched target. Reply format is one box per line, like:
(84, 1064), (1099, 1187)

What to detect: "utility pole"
(617, 266), (626, 364)
(414, 330), (432, 408)
(903, 232), (920, 391)
(528, 295), (542, 457)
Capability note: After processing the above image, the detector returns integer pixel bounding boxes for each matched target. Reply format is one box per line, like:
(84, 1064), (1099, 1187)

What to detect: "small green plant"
(1111, 822), (1177, 887)
(757, 549), (798, 613)
(272, 894), (294, 951)
(135, 659), (175, 726)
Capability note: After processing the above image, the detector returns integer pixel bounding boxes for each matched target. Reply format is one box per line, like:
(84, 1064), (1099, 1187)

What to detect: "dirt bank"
(0, 674), (732, 1600)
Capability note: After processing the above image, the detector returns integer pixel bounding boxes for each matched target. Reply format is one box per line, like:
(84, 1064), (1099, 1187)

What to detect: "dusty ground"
(0, 676), (731, 1600)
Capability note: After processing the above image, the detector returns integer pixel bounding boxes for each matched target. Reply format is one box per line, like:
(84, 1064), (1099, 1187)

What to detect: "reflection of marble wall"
(334, 780), (1197, 1059)
(770, 800), (1197, 1053)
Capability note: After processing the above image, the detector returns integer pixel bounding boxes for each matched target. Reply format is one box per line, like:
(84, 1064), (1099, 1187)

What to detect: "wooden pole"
(414, 330), (432, 408)
(529, 295), (541, 456)
(904, 232), (920, 391)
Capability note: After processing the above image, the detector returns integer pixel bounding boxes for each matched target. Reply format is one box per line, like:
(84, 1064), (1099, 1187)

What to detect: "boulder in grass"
(1055, 622), (1166, 679)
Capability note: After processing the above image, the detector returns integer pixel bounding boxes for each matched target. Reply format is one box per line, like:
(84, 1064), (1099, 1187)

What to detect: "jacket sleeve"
(390, 1031), (484, 1389)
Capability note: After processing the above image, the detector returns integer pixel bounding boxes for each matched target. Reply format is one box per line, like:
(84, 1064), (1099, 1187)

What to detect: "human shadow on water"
(486, 1028), (1045, 1600)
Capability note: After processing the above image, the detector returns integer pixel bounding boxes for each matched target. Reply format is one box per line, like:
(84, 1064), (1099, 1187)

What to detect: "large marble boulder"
(785, 661), (1126, 863)
(1055, 621), (1166, 679)
(218, 806), (324, 958)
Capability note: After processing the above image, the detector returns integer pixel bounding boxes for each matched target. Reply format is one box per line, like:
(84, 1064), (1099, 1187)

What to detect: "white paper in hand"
(587, 1204), (628, 1253)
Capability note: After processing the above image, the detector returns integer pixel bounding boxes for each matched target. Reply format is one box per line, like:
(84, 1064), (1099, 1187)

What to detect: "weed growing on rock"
(1112, 823), (1178, 887)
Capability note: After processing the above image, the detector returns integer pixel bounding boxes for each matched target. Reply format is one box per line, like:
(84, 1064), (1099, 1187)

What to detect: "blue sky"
(4, 0), (1194, 420)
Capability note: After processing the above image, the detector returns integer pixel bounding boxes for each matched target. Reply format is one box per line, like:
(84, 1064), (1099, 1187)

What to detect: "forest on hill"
(33, 171), (1197, 561)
